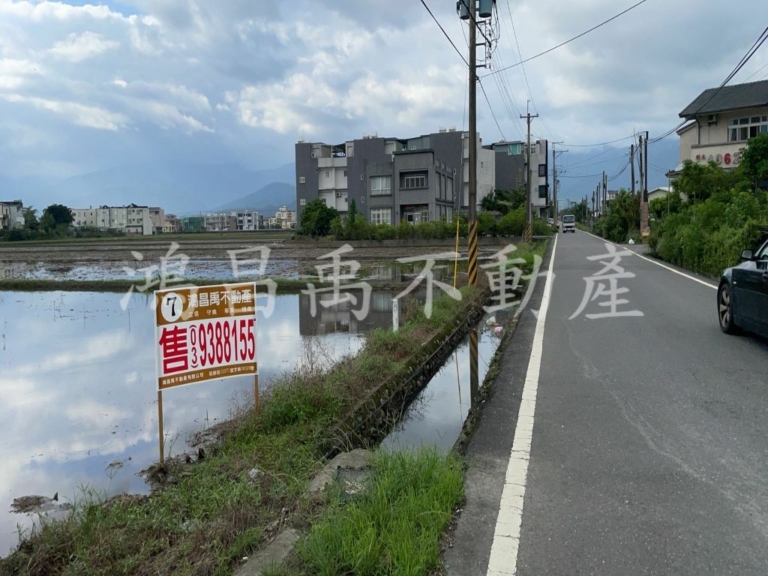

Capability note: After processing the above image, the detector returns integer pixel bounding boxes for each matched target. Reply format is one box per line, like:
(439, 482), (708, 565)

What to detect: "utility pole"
(466, 0), (478, 287)
(640, 130), (650, 238)
(638, 134), (645, 202)
(602, 171), (607, 214)
(521, 103), (539, 242)
(552, 142), (566, 226)
(630, 143), (636, 197)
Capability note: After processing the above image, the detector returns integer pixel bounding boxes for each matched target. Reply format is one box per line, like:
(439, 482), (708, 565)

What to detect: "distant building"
(490, 139), (550, 218)
(71, 204), (153, 235)
(674, 79), (768, 177)
(180, 216), (205, 232)
(163, 214), (180, 233)
(0, 200), (24, 230)
(149, 207), (165, 234)
(204, 213), (238, 232)
(235, 210), (260, 231)
(275, 206), (297, 229)
(296, 129), (496, 226)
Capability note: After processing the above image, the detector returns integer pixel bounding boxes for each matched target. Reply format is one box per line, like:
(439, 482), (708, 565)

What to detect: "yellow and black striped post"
(468, 220), (479, 288)
(469, 327), (479, 405)
(525, 222), (532, 244)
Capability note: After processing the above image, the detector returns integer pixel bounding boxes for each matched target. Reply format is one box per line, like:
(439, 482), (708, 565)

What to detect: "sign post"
(154, 282), (257, 465)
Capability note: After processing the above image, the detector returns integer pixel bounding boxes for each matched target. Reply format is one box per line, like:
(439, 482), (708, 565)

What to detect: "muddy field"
(0, 236), (510, 281)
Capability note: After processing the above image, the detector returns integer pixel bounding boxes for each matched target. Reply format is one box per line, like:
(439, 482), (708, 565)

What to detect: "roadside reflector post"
(392, 298), (399, 332)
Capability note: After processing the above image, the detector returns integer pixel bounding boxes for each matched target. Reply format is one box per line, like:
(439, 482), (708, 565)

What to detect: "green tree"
(39, 204), (73, 237)
(672, 160), (738, 203)
(481, 189), (526, 214)
(299, 199), (339, 237)
(23, 206), (39, 231)
(740, 132), (768, 188)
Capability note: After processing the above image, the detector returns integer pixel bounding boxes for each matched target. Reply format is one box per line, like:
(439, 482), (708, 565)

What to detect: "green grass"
(296, 450), (464, 576)
(0, 289), (478, 576)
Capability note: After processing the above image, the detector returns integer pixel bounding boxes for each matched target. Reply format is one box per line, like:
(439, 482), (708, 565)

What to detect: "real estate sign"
(154, 283), (257, 391)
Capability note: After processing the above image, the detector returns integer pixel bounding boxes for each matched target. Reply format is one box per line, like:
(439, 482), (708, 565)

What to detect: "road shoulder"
(442, 239), (554, 576)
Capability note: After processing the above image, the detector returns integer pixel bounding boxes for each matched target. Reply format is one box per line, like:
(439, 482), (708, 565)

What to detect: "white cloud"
(0, 94), (127, 130)
(129, 99), (214, 133)
(0, 58), (41, 90)
(48, 31), (119, 62)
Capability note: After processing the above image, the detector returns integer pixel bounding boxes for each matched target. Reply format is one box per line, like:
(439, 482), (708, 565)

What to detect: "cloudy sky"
(0, 0), (766, 203)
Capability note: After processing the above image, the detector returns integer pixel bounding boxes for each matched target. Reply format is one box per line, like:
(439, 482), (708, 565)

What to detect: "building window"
(299, 176), (306, 184)
(370, 208), (392, 225)
(371, 175), (392, 196)
(538, 164), (546, 177)
(538, 185), (548, 199)
(421, 211), (430, 223)
(344, 170), (348, 177)
(401, 171), (428, 189)
(729, 116), (768, 142)
(437, 176), (441, 199)
(508, 143), (522, 155)
(325, 170), (330, 177)
(300, 198), (306, 206)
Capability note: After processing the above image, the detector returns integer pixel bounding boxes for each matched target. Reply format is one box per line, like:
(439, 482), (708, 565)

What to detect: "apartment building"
(163, 214), (180, 233)
(204, 213), (238, 232)
(675, 79), (768, 174)
(71, 204), (153, 235)
(149, 207), (165, 234)
(0, 200), (24, 230)
(296, 129), (493, 226)
(235, 210), (260, 231)
(275, 206), (297, 229)
(490, 139), (550, 218)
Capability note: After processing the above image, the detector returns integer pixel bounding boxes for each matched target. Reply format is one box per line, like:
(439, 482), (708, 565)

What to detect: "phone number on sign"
(189, 318), (255, 369)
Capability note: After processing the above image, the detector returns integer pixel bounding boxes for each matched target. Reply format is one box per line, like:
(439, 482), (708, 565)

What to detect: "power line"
(479, 79), (506, 140)
(742, 61), (768, 83)
(505, 0), (560, 141)
(483, 0), (650, 78)
(563, 134), (637, 147)
(420, 0), (469, 67)
(650, 26), (768, 144)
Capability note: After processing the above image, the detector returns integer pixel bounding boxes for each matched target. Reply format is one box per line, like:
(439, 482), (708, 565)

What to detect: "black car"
(718, 237), (768, 337)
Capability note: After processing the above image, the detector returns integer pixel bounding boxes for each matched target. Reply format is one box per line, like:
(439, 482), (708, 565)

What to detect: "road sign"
(154, 283), (257, 391)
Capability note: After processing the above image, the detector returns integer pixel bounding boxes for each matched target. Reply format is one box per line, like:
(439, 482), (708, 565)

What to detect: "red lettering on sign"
(724, 153), (731, 165)
(159, 325), (189, 374)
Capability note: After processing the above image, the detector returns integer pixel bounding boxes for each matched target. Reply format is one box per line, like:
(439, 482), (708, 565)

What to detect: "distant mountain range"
(210, 182), (296, 213)
(0, 162), (297, 215)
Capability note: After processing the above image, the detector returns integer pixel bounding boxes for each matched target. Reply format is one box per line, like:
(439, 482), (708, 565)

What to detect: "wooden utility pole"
(640, 130), (650, 238)
(521, 105), (539, 242)
(602, 171), (607, 214)
(630, 144), (636, 196)
(467, 0), (478, 286)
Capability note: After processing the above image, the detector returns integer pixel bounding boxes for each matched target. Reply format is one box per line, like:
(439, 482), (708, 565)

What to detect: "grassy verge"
(0, 289), (475, 576)
(292, 450), (464, 576)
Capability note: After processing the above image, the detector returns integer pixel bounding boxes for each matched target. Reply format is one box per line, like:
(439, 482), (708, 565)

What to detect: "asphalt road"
(445, 230), (768, 575)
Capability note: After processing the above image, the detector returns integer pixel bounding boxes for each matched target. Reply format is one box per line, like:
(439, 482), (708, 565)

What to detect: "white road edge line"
(485, 234), (558, 576)
(582, 229), (717, 291)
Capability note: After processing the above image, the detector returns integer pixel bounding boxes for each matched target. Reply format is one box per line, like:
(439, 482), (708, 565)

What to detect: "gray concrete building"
(295, 129), (496, 226)
(490, 139), (550, 218)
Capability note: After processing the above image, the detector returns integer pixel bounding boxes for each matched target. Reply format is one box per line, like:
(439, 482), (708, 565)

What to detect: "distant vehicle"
(718, 237), (768, 337)
(562, 215), (576, 233)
